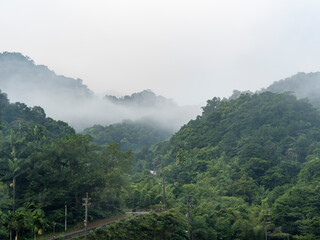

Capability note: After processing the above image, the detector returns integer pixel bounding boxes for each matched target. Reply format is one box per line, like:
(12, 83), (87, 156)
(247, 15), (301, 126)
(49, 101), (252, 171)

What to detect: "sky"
(1, 0), (320, 105)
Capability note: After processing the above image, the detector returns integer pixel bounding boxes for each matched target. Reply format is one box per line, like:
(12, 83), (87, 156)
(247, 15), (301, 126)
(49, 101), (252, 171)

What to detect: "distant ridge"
(105, 89), (175, 107)
(0, 52), (93, 100)
(0, 52), (200, 131)
(266, 72), (320, 108)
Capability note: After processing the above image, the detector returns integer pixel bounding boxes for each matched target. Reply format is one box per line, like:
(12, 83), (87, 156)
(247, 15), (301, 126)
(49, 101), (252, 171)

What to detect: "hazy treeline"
(230, 72), (320, 111)
(266, 72), (320, 109)
(83, 119), (173, 152)
(0, 52), (200, 131)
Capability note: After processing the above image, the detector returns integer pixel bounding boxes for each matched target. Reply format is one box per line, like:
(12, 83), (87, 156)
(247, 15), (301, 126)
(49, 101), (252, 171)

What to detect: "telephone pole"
(83, 192), (91, 240)
(65, 204), (67, 232)
(186, 195), (192, 240)
(264, 209), (272, 240)
(52, 221), (56, 238)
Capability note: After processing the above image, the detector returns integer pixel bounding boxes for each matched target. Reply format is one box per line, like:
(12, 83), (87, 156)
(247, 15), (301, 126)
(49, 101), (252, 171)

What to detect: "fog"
(0, 52), (201, 131)
(2, 1), (320, 106)
(266, 72), (320, 108)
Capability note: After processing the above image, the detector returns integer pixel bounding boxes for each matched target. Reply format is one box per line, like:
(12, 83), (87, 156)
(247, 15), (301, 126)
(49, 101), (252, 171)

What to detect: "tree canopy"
(129, 92), (320, 239)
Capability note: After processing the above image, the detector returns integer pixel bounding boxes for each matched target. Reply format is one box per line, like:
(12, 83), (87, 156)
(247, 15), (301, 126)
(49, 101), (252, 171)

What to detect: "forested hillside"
(83, 120), (172, 152)
(85, 210), (187, 240)
(0, 52), (93, 106)
(0, 90), (134, 239)
(127, 92), (320, 239)
(2, 87), (320, 239)
(105, 89), (174, 107)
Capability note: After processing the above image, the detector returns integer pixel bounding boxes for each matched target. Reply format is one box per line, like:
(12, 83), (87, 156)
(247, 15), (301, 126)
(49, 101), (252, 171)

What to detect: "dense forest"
(0, 90), (134, 239)
(2, 84), (320, 239)
(83, 120), (172, 152)
(84, 210), (187, 240)
(124, 92), (320, 240)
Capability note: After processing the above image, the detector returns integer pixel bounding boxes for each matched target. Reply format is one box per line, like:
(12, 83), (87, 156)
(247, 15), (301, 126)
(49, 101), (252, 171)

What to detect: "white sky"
(1, 0), (320, 105)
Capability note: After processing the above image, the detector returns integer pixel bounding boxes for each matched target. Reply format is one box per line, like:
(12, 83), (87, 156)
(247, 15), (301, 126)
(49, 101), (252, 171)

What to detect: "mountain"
(83, 119), (173, 152)
(0, 52), (93, 103)
(102, 89), (200, 132)
(266, 72), (320, 108)
(0, 89), (75, 139)
(2, 80), (320, 238)
(105, 89), (175, 107)
(131, 92), (320, 239)
(0, 52), (96, 130)
(0, 52), (200, 131)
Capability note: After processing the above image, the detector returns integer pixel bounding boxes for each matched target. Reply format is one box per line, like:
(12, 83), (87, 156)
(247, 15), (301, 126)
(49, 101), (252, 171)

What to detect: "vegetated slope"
(266, 72), (320, 108)
(0, 51), (95, 130)
(105, 89), (174, 108)
(131, 92), (320, 239)
(0, 90), (134, 239)
(84, 210), (187, 240)
(0, 90), (75, 139)
(83, 120), (173, 152)
(0, 52), (200, 131)
(104, 89), (201, 132)
(0, 52), (93, 104)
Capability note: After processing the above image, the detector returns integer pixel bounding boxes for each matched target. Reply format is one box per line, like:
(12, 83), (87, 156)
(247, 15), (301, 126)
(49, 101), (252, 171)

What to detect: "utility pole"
(161, 162), (166, 211)
(264, 209), (271, 240)
(186, 195), (192, 240)
(65, 204), (67, 232)
(83, 192), (91, 240)
(52, 221), (56, 238)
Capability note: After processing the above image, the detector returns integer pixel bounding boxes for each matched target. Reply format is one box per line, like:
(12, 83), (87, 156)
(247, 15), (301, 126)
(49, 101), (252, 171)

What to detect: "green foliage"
(125, 170), (176, 210)
(87, 210), (187, 240)
(132, 91), (320, 239)
(0, 182), (10, 238)
(3, 87), (320, 239)
(0, 90), (135, 237)
(83, 120), (173, 152)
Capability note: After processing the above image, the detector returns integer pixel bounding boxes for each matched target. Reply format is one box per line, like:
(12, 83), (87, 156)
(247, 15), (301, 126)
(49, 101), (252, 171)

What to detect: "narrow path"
(44, 212), (149, 240)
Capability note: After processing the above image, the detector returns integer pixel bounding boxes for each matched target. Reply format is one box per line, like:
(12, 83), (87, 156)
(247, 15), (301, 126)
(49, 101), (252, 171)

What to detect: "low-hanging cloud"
(0, 52), (201, 132)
